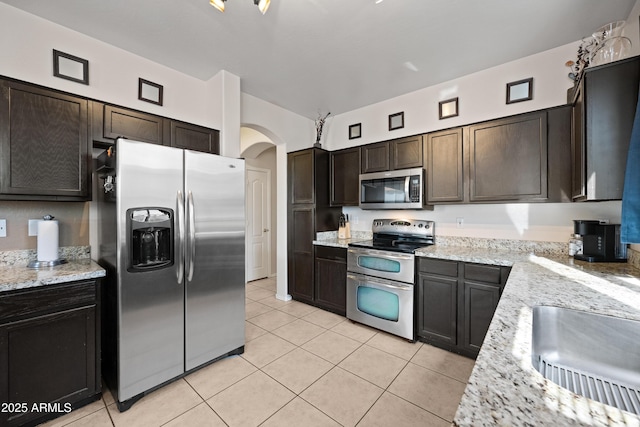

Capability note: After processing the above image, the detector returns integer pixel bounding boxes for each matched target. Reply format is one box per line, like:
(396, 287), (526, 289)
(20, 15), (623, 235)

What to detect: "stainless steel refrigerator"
(97, 138), (245, 411)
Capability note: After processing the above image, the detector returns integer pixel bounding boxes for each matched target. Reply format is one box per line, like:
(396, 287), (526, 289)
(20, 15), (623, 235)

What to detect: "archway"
(240, 125), (291, 301)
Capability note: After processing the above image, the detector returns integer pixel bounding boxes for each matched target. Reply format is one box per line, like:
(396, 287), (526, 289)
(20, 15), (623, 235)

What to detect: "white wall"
(325, 42), (578, 149)
(623, 0), (640, 57)
(0, 3), (221, 130)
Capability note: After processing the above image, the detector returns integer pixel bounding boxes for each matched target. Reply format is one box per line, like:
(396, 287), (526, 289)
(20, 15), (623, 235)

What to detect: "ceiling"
(1, 0), (636, 119)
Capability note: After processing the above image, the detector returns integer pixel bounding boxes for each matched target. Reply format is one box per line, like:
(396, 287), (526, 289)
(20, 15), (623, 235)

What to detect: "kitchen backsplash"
(435, 236), (567, 256)
(0, 246), (91, 267)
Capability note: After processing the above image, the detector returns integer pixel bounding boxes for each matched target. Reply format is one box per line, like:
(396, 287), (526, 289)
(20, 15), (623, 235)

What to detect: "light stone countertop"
(0, 258), (106, 293)
(296, 237), (640, 424)
(415, 245), (640, 426)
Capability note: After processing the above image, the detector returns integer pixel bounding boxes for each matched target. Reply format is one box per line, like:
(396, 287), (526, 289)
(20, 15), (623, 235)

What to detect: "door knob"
(263, 228), (270, 232)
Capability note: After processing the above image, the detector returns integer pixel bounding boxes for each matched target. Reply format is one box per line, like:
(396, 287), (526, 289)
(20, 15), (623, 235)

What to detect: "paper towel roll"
(37, 219), (59, 262)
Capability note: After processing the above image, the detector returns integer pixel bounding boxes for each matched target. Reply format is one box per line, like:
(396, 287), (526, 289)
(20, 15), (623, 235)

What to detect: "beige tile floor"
(41, 277), (475, 427)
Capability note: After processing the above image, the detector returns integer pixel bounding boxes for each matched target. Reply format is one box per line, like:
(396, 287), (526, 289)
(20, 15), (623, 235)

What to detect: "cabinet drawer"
(464, 264), (502, 284)
(0, 281), (96, 324)
(315, 245), (347, 262)
(418, 258), (458, 277)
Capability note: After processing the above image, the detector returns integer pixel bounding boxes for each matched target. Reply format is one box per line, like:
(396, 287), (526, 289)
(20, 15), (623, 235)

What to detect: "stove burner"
(349, 218), (435, 254)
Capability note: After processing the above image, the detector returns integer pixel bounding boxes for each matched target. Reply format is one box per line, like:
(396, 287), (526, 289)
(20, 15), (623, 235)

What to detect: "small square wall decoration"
(439, 97), (458, 119)
(138, 78), (164, 106)
(53, 49), (89, 85)
(506, 78), (533, 104)
(349, 123), (361, 139)
(388, 112), (404, 130)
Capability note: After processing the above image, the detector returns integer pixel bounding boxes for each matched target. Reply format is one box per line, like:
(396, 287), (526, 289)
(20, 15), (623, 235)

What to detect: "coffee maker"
(573, 220), (627, 262)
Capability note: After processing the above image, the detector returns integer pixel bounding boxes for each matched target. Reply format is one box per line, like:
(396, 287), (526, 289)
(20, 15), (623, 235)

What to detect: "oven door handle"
(347, 274), (413, 291)
(348, 249), (413, 261)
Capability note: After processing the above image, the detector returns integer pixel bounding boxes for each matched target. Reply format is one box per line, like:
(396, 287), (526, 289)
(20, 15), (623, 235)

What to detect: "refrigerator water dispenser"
(128, 208), (173, 271)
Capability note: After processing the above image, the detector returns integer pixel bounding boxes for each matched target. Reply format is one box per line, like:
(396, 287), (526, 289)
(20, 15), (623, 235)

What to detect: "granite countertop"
(0, 258), (106, 293)
(415, 245), (640, 426)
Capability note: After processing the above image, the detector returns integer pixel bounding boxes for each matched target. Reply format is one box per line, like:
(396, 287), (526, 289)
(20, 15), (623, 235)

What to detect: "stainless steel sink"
(532, 306), (640, 415)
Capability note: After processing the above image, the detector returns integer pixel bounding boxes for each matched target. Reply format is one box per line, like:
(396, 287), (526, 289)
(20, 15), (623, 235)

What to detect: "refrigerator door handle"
(187, 190), (196, 281)
(176, 190), (185, 285)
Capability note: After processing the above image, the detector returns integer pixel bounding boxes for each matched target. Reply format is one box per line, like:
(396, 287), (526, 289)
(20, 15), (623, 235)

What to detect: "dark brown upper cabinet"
(91, 101), (165, 147)
(361, 135), (423, 173)
(361, 141), (389, 173)
(391, 135), (423, 170)
(91, 102), (220, 154)
(468, 111), (548, 202)
(424, 107), (571, 204)
(289, 149), (316, 204)
(425, 128), (464, 203)
(0, 78), (90, 201)
(571, 56), (640, 201)
(168, 120), (220, 154)
(330, 147), (360, 206)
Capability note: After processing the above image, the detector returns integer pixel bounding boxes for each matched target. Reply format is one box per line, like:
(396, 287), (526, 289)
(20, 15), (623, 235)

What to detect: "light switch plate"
(0, 219), (6, 237)
(28, 219), (39, 236)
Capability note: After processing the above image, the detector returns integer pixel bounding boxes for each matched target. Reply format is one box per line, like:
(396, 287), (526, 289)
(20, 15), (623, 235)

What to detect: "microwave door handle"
(404, 176), (410, 202)
(176, 191), (185, 285)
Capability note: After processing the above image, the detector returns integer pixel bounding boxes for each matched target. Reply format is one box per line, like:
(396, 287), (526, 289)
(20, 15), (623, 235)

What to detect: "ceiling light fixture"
(209, 0), (271, 14)
(210, 0), (225, 12)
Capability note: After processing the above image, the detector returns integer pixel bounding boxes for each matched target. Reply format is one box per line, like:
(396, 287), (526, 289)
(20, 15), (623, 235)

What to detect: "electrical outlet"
(0, 219), (6, 237)
(28, 219), (40, 236)
(352, 216), (359, 225)
(456, 217), (464, 228)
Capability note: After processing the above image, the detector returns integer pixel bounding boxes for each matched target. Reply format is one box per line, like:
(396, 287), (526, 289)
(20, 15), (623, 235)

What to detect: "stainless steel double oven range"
(347, 219), (435, 341)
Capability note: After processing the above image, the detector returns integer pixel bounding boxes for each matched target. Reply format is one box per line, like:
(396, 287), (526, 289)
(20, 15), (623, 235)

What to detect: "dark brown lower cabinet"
(462, 281), (501, 354)
(417, 274), (457, 346)
(417, 257), (510, 358)
(288, 207), (315, 302)
(0, 280), (101, 427)
(314, 246), (347, 316)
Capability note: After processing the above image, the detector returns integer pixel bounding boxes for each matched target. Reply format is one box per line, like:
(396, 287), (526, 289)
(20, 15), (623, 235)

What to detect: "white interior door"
(246, 167), (270, 281)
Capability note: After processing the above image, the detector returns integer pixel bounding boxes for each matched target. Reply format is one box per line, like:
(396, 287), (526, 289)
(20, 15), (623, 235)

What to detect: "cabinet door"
(417, 274), (458, 345)
(169, 120), (220, 154)
(288, 207), (315, 302)
(571, 86), (586, 200)
(580, 57), (640, 200)
(288, 150), (315, 204)
(391, 135), (423, 170)
(0, 80), (89, 200)
(462, 281), (501, 355)
(92, 102), (165, 146)
(468, 111), (548, 202)
(426, 128), (464, 203)
(0, 306), (97, 427)
(314, 247), (347, 315)
(361, 141), (390, 173)
(330, 147), (360, 206)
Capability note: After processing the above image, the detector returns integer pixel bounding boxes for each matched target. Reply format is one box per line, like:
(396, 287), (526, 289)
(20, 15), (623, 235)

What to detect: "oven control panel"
(372, 219), (435, 237)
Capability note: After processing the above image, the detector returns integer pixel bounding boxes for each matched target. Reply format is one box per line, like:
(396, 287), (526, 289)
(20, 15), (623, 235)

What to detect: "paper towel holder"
(27, 215), (69, 269)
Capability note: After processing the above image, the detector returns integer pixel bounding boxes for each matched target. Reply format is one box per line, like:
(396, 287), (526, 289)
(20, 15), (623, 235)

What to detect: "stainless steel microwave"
(359, 168), (424, 209)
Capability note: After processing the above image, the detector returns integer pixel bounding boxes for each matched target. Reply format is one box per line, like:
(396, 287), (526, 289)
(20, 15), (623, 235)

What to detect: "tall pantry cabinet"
(287, 148), (340, 303)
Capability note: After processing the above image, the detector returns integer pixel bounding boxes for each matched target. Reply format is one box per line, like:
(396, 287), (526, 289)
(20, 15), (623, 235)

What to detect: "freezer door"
(116, 139), (185, 401)
(184, 150), (246, 371)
